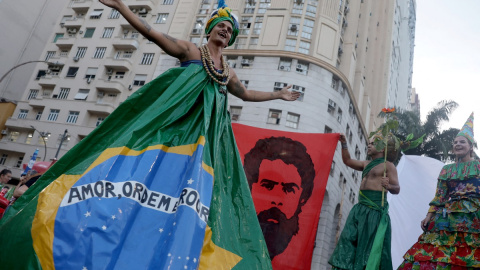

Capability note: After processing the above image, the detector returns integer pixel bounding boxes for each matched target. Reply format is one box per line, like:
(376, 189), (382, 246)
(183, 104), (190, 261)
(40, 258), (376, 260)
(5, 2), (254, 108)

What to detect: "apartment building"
(0, 0), (415, 268)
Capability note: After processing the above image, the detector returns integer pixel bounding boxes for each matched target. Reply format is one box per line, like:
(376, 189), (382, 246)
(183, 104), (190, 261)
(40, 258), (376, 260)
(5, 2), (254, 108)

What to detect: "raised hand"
(279, 85), (300, 101)
(99, 0), (123, 10)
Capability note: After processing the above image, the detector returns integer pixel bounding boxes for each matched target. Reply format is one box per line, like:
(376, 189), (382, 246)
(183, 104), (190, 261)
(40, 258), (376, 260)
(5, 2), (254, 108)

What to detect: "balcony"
(112, 37), (139, 50)
(55, 37), (75, 50)
(71, 0), (92, 13)
(63, 17), (84, 28)
(28, 98), (46, 108)
(96, 79), (125, 93)
(85, 101), (116, 115)
(128, 0), (154, 11)
(104, 58), (133, 71)
(37, 75), (58, 88)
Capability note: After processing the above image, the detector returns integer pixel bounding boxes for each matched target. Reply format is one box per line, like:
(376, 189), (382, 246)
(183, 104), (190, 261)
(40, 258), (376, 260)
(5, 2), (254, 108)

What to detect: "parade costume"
(0, 2), (272, 269)
(398, 113), (480, 269)
(329, 158), (393, 270)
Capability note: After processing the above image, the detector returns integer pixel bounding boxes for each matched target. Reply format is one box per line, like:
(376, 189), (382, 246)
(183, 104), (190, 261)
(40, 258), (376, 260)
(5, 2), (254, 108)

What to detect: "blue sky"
(413, 0), (480, 136)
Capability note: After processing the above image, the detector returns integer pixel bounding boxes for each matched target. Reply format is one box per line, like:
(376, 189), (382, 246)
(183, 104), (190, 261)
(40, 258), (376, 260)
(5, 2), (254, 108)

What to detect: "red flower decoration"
(382, 107), (395, 113)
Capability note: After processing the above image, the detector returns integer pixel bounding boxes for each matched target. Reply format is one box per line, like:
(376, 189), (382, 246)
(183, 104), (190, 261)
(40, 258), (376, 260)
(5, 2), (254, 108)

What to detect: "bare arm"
(339, 134), (365, 171)
(13, 185), (28, 199)
(384, 162), (400, 194)
(227, 69), (300, 102)
(99, 0), (196, 61)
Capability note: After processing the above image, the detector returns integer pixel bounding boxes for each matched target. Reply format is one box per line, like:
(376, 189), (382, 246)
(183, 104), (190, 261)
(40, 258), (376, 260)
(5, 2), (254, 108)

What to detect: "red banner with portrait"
(232, 123), (339, 270)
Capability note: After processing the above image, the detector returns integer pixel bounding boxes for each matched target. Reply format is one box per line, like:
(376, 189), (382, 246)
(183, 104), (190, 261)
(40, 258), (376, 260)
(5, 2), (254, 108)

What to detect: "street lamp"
(30, 125), (49, 161)
(0, 60), (57, 97)
(55, 129), (69, 159)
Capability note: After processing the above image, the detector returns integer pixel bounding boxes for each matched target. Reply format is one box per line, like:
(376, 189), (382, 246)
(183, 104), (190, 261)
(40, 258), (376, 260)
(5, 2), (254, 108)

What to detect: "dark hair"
(243, 137), (315, 211)
(0, 169), (12, 176)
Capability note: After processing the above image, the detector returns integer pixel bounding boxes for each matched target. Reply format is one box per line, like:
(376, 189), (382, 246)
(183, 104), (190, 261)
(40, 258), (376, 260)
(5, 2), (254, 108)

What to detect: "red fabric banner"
(232, 123), (339, 270)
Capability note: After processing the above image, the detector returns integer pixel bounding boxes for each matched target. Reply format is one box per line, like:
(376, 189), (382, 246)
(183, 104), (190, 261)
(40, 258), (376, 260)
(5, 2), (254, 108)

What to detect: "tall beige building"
(0, 0), (415, 268)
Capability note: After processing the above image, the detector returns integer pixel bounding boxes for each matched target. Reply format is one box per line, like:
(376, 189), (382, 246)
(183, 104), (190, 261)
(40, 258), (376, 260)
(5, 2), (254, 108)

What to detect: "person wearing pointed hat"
(398, 113), (480, 269)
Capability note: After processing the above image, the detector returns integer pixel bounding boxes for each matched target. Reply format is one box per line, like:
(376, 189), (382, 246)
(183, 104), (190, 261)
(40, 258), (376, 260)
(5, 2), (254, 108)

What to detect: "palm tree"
(395, 100), (459, 162)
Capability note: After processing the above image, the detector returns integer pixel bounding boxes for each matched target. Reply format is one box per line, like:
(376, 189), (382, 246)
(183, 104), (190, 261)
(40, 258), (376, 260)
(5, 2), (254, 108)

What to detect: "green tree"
(395, 100), (459, 162)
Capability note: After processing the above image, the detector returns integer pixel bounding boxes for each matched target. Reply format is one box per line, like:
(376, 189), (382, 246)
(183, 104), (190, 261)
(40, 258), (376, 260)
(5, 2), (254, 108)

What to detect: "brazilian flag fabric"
(0, 64), (272, 270)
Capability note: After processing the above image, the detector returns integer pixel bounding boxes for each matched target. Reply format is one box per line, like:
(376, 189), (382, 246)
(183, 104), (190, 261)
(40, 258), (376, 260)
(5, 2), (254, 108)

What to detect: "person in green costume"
(329, 133), (400, 270)
(398, 113), (480, 269)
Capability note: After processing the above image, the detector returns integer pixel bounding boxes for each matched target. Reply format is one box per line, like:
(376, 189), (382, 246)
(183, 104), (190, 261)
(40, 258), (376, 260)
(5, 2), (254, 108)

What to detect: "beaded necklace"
(199, 45), (230, 86)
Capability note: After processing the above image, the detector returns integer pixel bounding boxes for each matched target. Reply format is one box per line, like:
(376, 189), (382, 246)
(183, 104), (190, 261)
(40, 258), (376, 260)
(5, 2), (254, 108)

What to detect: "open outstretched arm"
(227, 69), (300, 102)
(99, 0), (196, 61)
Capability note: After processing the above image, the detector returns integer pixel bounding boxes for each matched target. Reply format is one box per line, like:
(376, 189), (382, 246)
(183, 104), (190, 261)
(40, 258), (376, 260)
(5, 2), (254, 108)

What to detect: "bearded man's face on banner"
(251, 159), (304, 259)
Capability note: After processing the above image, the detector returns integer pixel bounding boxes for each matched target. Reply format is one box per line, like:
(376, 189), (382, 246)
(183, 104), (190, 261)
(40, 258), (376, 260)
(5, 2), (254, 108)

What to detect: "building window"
(42, 89), (52, 97)
(292, 85), (305, 101)
(330, 160), (335, 176)
(66, 111), (80, 123)
(47, 109), (60, 121)
(84, 28), (95, 38)
(234, 37), (247, 49)
(324, 125), (333, 133)
(89, 9), (103, 19)
(240, 57), (253, 68)
(60, 50), (69, 57)
(338, 173), (344, 187)
(114, 50), (133, 59)
(114, 71), (125, 79)
(53, 33), (64, 43)
(0, 154), (7, 165)
(293, 1), (304, 14)
(230, 106), (242, 121)
(278, 58), (291, 71)
(192, 17), (206, 35)
(239, 17), (252, 35)
(66, 67), (79, 78)
(25, 132), (34, 144)
(239, 80), (249, 89)
(328, 99), (336, 115)
(102, 27), (114, 38)
(306, 0), (318, 17)
(8, 131), (19, 142)
(140, 53), (155, 65)
(288, 17), (300, 37)
(85, 68), (98, 79)
(227, 56), (238, 68)
(296, 61), (308, 75)
(133, 74), (147, 86)
(258, 0), (271, 13)
(18, 109), (28, 119)
(58, 88), (70, 99)
(38, 133), (50, 145)
(302, 19), (314, 39)
(35, 111), (43, 121)
(299, 41), (310, 54)
(286, 112), (300, 129)
(74, 89), (90, 100)
(109, 9), (120, 19)
(244, 0), (256, 14)
(284, 39), (296, 52)
(28, 89), (39, 100)
(93, 47), (107, 59)
(253, 17), (263, 35)
(45, 51), (56, 61)
(355, 145), (361, 159)
(198, 3), (210, 15)
(267, 109), (281, 125)
(337, 108), (343, 123)
(96, 117), (105, 127)
(273, 82), (288, 91)
(75, 47), (87, 58)
(163, 0), (174, 4)
(156, 13), (168, 23)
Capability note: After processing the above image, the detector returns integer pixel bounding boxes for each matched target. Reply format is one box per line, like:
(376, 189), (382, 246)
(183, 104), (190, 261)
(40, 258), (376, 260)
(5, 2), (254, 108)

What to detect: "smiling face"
(0, 172), (11, 184)
(208, 21), (233, 47)
(453, 136), (473, 159)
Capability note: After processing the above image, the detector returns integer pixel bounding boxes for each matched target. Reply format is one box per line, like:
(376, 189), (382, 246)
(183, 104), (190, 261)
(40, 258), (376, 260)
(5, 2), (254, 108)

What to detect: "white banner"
(388, 155), (444, 268)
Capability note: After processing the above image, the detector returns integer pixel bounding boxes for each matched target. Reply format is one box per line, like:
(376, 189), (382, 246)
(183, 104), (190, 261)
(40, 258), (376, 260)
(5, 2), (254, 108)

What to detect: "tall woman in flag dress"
(398, 113), (480, 269)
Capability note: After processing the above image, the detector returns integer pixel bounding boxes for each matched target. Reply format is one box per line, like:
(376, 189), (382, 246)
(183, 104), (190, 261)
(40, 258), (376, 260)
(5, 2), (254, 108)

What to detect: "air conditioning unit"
(87, 77), (92, 84)
(128, 85), (133, 90)
(79, 30), (83, 34)
(242, 17), (250, 22)
(73, 56), (79, 62)
(279, 65), (285, 70)
(97, 92), (104, 98)
(192, 29), (202, 34)
(46, 69), (52, 74)
(68, 28), (77, 34)
(106, 69), (113, 75)
(131, 8), (137, 13)
(290, 24), (297, 32)
(1, 130), (7, 135)
(139, 8), (147, 14)
(338, 47), (344, 55)
(241, 59), (250, 66)
(60, 22), (65, 28)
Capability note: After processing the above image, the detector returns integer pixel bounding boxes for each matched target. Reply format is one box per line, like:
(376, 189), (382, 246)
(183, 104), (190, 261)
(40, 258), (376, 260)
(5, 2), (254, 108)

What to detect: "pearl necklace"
(199, 45), (230, 86)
